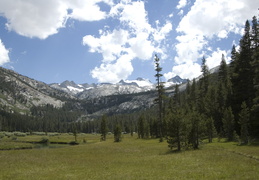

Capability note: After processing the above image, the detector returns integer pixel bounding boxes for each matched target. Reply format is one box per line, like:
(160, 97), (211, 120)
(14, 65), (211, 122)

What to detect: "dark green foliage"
(72, 123), (78, 142)
(187, 110), (202, 149)
(239, 102), (250, 144)
(205, 117), (216, 143)
(154, 54), (165, 141)
(167, 108), (187, 151)
(114, 124), (122, 142)
(250, 16), (259, 137)
(100, 115), (108, 141)
(137, 114), (149, 139)
(200, 56), (210, 95)
(222, 107), (235, 141)
(232, 20), (254, 113)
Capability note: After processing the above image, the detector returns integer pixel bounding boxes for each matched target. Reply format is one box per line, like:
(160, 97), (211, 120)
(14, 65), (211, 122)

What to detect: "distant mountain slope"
(168, 75), (188, 84)
(50, 78), (155, 99)
(0, 67), (69, 113)
(0, 66), (190, 117)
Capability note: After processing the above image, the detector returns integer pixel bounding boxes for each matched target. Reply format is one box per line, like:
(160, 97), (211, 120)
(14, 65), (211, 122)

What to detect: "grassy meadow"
(0, 133), (259, 180)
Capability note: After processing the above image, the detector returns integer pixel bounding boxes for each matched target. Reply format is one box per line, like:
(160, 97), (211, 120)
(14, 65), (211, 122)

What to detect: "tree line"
(146, 16), (259, 150)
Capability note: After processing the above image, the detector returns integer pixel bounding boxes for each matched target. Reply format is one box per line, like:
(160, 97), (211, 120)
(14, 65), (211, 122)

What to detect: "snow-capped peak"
(124, 78), (153, 88)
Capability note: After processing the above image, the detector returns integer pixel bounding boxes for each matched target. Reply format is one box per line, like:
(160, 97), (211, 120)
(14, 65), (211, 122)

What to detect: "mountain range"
(0, 66), (187, 117)
(49, 76), (187, 99)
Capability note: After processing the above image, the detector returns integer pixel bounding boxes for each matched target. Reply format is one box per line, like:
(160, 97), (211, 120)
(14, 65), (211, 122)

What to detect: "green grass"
(0, 134), (258, 180)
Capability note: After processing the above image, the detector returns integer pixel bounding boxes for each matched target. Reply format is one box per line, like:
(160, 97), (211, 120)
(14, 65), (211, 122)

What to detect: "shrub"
(69, 141), (79, 145)
(0, 132), (4, 139)
(14, 132), (27, 137)
(32, 132), (46, 136)
(48, 132), (59, 136)
(40, 137), (49, 145)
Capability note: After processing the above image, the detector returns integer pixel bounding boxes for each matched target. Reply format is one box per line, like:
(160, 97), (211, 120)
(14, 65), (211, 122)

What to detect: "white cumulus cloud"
(91, 54), (133, 83)
(206, 48), (230, 69)
(83, 0), (173, 83)
(165, 0), (258, 81)
(176, 0), (187, 9)
(0, 39), (10, 66)
(0, 0), (112, 39)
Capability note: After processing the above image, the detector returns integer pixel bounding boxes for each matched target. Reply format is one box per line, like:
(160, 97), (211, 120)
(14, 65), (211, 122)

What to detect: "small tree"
(239, 102), (250, 144)
(114, 124), (122, 142)
(72, 123), (78, 143)
(206, 117), (216, 143)
(100, 115), (108, 141)
(188, 110), (202, 149)
(167, 108), (186, 151)
(222, 107), (235, 141)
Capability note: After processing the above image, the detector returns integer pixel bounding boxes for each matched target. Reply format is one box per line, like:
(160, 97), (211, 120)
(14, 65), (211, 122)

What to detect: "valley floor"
(0, 134), (259, 180)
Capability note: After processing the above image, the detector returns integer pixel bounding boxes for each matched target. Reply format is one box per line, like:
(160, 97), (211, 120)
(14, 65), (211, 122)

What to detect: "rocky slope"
(0, 67), (69, 113)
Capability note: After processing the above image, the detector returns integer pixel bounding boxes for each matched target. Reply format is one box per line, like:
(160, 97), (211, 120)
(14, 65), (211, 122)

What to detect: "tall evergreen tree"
(137, 114), (146, 139)
(222, 107), (235, 141)
(114, 124), (122, 142)
(189, 79), (198, 110)
(188, 110), (202, 149)
(205, 117), (216, 143)
(100, 115), (108, 141)
(167, 108), (186, 151)
(200, 56), (210, 94)
(154, 54), (165, 141)
(198, 56), (210, 114)
(250, 16), (259, 137)
(239, 102), (250, 144)
(232, 20), (254, 111)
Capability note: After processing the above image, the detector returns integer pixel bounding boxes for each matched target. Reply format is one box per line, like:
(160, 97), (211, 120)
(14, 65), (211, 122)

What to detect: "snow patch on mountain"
(67, 86), (84, 93)
(124, 78), (153, 88)
(50, 76), (187, 99)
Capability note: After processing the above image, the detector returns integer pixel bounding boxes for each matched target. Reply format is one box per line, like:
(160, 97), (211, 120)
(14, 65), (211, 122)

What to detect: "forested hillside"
(119, 15), (259, 150)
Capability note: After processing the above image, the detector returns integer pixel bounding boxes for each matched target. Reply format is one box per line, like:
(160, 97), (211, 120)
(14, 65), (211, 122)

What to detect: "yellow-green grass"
(0, 134), (258, 180)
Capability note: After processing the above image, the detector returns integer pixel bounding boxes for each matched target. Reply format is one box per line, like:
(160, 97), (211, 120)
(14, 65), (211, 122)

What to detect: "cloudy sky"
(0, 0), (257, 84)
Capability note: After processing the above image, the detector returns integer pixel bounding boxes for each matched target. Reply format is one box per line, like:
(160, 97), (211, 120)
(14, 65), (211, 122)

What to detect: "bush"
(69, 141), (79, 145)
(32, 132), (46, 136)
(0, 132), (4, 139)
(40, 137), (49, 144)
(48, 132), (59, 136)
(14, 132), (27, 137)
(11, 136), (17, 141)
(5, 132), (14, 138)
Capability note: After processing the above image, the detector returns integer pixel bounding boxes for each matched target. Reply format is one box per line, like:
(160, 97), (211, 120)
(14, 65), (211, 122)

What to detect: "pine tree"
(230, 45), (238, 75)
(188, 110), (201, 149)
(114, 124), (122, 142)
(198, 56), (210, 114)
(200, 56), (210, 94)
(239, 102), (250, 144)
(250, 16), (259, 137)
(154, 54), (165, 141)
(222, 107), (235, 141)
(232, 20), (254, 111)
(166, 85), (186, 151)
(167, 108), (185, 151)
(251, 16), (259, 50)
(206, 117), (216, 143)
(137, 114), (146, 139)
(189, 79), (198, 110)
(100, 115), (108, 141)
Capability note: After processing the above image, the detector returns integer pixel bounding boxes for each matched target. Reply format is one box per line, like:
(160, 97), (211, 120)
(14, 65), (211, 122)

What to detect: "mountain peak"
(167, 75), (187, 84)
(136, 77), (145, 81)
(60, 80), (77, 88)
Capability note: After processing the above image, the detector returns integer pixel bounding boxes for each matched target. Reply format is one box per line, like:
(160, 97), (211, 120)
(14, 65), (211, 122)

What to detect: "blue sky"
(0, 0), (258, 84)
